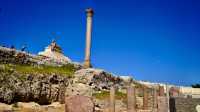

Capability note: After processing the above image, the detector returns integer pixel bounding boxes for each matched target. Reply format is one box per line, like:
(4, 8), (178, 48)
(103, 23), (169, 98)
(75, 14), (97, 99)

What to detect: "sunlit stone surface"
(38, 40), (71, 63)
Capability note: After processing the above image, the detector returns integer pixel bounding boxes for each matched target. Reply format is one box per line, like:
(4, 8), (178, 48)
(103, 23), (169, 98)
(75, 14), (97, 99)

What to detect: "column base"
(83, 60), (92, 68)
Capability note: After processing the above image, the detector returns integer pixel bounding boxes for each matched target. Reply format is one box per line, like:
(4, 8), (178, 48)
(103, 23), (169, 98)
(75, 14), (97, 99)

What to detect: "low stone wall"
(0, 102), (65, 112)
(170, 97), (200, 112)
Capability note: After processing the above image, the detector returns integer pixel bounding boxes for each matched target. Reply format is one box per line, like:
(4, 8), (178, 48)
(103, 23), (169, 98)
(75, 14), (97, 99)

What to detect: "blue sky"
(0, 0), (200, 86)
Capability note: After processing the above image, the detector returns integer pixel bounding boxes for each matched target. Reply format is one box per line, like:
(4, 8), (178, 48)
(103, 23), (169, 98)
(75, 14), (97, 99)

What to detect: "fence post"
(153, 88), (158, 112)
(59, 84), (66, 104)
(143, 87), (148, 110)
(110, 87), (115, 112)
(159, 86), (165, 96)
(127, 86), (136, 112)
(166, 84), (170, 112)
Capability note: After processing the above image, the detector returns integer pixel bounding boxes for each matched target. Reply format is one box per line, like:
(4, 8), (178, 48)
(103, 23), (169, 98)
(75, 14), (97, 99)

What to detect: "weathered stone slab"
(159, 86), (165, 96)
(0, 103), (12, 112)
(65, 95), (94, 112)
(158, 96), (168, 112)
(170, 97), (200, 112)
(196, 105), (200, 112)
(137, 110), (152, 112)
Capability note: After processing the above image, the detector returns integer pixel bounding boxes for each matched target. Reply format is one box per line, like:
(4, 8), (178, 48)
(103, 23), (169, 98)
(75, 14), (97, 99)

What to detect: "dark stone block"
(170, 97), (200, 112)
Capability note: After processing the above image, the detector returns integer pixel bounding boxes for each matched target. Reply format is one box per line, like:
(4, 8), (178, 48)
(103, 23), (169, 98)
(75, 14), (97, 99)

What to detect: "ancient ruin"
(38, 40), (71, 63)
(84, 8), (94, 68)
(0, 8), (200, 112)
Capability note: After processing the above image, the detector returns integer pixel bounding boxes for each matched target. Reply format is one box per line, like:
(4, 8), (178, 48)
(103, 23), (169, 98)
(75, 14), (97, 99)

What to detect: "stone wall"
(0, 102), (65, 112)
(0, 46), (38, 65)
(170, 97), (200, 112)
(180, 87), (200, 97)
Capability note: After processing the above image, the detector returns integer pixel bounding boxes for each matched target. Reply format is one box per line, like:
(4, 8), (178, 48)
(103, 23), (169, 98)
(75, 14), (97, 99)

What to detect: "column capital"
(86, 8), (94, 17)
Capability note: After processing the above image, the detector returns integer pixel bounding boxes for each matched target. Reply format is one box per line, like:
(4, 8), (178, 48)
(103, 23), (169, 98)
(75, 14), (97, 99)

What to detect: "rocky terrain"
(0, 66), (69, 104)
(0, 46), (146, 112)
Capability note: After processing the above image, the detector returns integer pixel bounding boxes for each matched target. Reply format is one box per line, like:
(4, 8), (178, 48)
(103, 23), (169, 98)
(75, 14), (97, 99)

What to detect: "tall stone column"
(84, 8), (94, 68)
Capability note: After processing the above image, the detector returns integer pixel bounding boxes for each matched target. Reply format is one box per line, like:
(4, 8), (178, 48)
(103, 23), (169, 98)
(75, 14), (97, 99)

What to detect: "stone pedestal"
(83, 60), (92, 68)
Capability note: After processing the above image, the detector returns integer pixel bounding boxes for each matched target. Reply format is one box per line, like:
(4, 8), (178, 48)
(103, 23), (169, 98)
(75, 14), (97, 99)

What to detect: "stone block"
(65, 95), (94, 112)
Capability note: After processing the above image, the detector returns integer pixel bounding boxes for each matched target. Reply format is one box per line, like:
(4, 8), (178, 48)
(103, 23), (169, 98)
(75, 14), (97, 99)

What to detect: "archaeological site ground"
(0, 1), (200, 112)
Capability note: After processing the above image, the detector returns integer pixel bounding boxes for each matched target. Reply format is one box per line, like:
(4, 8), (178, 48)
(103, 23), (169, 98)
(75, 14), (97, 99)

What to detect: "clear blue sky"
(0, 0), (200, 86)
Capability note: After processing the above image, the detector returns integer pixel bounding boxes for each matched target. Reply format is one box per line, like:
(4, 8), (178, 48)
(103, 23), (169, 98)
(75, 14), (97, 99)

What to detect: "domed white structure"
(38, 40), (71, 63)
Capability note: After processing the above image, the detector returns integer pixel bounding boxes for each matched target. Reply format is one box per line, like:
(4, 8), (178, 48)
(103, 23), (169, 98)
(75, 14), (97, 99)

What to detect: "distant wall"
(170, 97), (200, 112)
(180, 87), (200, 96)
